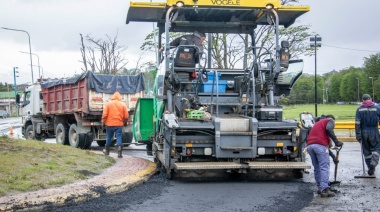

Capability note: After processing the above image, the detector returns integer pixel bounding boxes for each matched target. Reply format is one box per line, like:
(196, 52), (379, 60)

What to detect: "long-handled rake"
(354, 140), (376, 179)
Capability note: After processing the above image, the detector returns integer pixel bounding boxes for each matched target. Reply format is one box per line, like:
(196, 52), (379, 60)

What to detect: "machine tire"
(293, 169), (304, 179)
(56, 123), (69, 145)
(69, 124), (85, 148)
(166, 169), (173, 180)
(97, 140), (106, 147)
(84, 132), (94, 149)
(154, 158), (162, 174)
(122, 132), (132, 147)
(25, 125), (35, 140)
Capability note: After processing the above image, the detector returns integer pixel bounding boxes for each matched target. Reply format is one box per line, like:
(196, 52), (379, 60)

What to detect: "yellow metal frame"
(130, 0), (309, 11)
(166, 0), (281, 8)
(130, 2), (166, 8)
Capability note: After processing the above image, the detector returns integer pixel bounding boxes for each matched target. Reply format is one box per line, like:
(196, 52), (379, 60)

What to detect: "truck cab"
(20, 84), (44, 139)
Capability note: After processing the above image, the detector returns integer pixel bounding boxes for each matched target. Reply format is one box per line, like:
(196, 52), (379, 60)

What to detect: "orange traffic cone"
(9, 126), (14, 137)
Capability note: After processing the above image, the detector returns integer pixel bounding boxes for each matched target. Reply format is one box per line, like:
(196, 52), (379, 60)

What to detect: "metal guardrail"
(334, 121), (380, 139)
(335, 121), (356, 129)
(335, 121), (380, 129)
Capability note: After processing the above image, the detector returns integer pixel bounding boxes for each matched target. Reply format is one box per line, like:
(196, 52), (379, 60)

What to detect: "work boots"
(320, 188), (335, 198)
(103, 146), (110, 155)
(117, 146), (123, 158)
(368, 164), (376, 176)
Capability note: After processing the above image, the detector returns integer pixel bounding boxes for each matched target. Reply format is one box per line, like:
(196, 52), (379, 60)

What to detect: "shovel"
(329, 146), (342, 186)
(354, 140), (376, 179)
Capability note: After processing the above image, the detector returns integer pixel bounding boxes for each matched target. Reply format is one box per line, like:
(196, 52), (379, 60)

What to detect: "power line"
(323, 44), (379, 53)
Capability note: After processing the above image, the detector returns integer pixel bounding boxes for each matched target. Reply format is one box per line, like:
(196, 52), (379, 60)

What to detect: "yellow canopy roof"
(126, 0), (309, 33)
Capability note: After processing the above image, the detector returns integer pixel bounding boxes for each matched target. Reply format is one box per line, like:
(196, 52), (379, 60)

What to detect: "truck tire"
(56, 123), (69, 145)
(122, 132), (132, 147)
(69, 124), (86, 148)
(97, 140), (106, 147)
(25, 125), (35, 140)
(84, 132), (94, 149)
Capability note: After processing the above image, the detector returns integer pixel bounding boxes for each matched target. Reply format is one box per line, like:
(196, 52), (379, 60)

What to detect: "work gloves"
(335, 141), (344, 147)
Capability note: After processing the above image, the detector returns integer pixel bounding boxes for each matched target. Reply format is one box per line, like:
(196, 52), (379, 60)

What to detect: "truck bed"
(40, 71), (145, 115)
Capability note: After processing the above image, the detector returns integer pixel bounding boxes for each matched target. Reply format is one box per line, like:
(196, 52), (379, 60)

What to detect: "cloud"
(0, 0), (155, 84)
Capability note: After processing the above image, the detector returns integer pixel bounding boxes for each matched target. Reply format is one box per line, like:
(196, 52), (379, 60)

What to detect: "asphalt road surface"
(1, 118), (378, 212)
(53, 143), (380, 212)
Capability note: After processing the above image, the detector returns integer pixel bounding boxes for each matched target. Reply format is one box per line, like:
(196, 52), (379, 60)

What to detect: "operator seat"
(174, 45), (197, 72)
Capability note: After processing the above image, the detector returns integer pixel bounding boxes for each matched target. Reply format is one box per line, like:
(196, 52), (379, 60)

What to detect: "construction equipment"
(128, 0), (311, 179)
(354, 141), (376, 179)
(19, 71), (145, 149)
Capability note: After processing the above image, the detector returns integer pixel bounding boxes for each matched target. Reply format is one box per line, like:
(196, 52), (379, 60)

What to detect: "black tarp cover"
(40, 71), (145, 94)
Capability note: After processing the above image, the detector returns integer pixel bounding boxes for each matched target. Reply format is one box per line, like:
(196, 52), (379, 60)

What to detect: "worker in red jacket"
(307, 114), (343, 197)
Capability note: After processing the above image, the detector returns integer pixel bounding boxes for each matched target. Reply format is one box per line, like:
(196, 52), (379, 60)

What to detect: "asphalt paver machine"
(128, 0), (311, 179)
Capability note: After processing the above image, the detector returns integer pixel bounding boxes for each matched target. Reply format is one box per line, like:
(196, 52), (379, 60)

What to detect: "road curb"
(0, 154), (157, 211)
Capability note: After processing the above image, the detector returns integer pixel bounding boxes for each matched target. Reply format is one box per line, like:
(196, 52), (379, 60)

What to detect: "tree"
(288, 75), (315, 104)
(80, 33), (129, 74)
(363, 53), (380, 78)
(363, 53), (380, 101)
(329, 73), (343, 103)
(339, 68), (364, 102)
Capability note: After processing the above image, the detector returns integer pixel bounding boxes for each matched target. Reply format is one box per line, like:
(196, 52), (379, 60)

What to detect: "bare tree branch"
(79, 33), (129, 74)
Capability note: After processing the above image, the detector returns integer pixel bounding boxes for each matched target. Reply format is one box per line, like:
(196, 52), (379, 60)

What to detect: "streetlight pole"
(20, 51), (40, 79)
(310, 35), (322, 116)
(13, 67), (19, 97)
(1, 27), (34, 83)
(322, 87), (325, 104)
(369, 77), (375, 101)
(32, 65), (44, 78)
(356, 77), (360, 102)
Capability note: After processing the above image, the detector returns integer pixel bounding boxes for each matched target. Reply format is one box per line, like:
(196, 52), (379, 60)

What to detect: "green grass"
(0, 135), (115, 197)
(283, 104), (358, 121)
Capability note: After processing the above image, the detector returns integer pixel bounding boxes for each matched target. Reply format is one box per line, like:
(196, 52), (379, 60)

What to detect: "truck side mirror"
(280, 41), (290, 69)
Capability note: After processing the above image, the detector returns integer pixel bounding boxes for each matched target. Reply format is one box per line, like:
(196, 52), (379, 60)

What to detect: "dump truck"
(128, 0), (311, 179)
(20, 71), (145, 149)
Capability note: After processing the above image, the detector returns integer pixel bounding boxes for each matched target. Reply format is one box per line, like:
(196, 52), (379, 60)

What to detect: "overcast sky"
(1, 0), (379, 85)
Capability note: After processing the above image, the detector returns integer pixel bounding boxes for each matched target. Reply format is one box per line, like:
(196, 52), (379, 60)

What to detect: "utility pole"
(310, 35), (322, 116)
(322, 87), (325, 104)
(356, 77), (360, 102)
(13, 67), (18, 97)
(2, 27), (34, 83)
(369, 77), (374, 101)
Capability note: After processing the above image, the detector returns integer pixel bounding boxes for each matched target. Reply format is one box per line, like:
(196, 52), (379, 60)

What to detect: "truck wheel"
(56, 123), (69, 145)
(122, 132), (132, 147)
(69, 124), (86, 148)
(83, 132), (94, 149)
(97, 140), (106, 147)
(25, 125), (35, 140)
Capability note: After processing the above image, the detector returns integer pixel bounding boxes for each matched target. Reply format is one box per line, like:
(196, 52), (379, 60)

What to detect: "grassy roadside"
(0, 135), (115, 197)
(283, 104), (358, 121)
